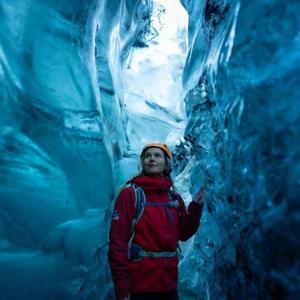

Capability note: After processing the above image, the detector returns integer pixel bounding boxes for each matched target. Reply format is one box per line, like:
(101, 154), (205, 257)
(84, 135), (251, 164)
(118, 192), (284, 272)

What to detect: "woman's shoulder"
(169, 190), (186, 207)
(116, 184), (135, 200)
(113, 185), (136, 213)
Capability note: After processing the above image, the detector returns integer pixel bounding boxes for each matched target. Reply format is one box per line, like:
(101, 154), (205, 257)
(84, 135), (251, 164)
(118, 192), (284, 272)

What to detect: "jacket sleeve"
(108, 187), (135, 299)
(177, 194), (204, 241)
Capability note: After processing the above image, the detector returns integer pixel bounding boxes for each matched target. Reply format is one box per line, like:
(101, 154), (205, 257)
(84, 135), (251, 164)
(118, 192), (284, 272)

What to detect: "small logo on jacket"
(112, 210), (119, 220)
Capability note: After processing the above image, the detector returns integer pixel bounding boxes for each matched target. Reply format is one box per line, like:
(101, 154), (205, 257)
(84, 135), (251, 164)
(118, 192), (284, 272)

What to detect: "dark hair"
(164, 155), (172, 176)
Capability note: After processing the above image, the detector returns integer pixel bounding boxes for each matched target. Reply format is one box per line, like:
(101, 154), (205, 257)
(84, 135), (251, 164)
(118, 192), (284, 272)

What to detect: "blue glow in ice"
(0, 0), (299, 299)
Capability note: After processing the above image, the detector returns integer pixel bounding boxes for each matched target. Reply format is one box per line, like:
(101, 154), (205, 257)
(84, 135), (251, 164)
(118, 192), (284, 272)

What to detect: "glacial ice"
(0, 0), (299, 299)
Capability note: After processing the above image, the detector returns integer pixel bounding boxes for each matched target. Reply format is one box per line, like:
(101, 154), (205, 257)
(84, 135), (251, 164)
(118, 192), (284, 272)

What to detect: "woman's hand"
(192, 187), (205, 205)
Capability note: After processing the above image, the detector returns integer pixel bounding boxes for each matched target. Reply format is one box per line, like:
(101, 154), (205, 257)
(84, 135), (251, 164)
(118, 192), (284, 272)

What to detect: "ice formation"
(0, 0), (299, 299)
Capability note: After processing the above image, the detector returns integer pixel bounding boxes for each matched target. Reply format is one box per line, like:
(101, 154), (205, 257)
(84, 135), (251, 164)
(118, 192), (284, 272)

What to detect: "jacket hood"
(129, 175), (172, 193)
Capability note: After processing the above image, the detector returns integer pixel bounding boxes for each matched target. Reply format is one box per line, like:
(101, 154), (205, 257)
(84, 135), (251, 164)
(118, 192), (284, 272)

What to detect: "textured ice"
(1, 0), (299, 299)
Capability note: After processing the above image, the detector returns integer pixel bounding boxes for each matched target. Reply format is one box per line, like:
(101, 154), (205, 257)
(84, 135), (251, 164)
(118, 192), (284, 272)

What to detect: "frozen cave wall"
(0, 0), (299, 300)
(0, 0), (117, 299)
(177, 0), (300, 299)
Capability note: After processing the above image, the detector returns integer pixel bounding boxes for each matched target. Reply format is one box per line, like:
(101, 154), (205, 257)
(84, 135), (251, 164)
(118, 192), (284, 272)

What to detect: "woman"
(108, 142), (205, 300)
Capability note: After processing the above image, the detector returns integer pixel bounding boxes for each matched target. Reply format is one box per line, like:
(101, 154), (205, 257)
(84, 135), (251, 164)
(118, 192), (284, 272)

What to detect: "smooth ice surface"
(1, 0), (299, 299)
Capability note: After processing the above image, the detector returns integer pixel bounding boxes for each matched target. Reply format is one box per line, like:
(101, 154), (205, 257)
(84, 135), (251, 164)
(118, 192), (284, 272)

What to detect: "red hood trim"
(129, 175), (172, 192)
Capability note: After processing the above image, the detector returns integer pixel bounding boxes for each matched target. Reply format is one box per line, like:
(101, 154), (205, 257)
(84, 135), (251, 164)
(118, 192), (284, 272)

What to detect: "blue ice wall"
(0, 0), (299, 299)
(178, 0), (300, 299)
(0, 0), (155, 299)
(0, 1), (115, 299)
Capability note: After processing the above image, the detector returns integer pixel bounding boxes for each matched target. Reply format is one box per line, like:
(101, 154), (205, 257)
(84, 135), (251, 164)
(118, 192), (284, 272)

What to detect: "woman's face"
(142, 147), (166, 175)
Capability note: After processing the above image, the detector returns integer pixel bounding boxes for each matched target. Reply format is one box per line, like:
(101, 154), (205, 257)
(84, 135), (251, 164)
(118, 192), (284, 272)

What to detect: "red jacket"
(108, 175), (203, 299)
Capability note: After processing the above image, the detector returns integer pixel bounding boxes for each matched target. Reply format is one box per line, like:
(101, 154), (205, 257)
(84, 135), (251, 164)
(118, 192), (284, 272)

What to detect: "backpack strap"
(145, 191), (180, 223)
(128, 184), (146, 259)
(130, 243), (178, 262)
